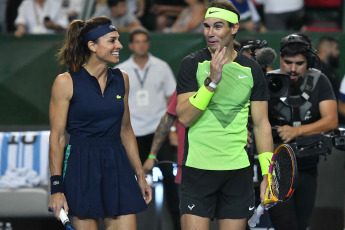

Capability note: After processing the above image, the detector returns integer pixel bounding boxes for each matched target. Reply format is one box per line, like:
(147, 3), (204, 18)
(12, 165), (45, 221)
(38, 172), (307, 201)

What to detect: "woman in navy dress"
(48, 16), (152, 229)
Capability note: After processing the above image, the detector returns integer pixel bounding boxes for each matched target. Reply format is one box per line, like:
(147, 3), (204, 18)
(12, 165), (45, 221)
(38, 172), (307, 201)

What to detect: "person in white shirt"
(254, 0), (304, 31)
(115, 27), (181, 230)
(14, 0), (68, 38)
(91, 0), (142, 32)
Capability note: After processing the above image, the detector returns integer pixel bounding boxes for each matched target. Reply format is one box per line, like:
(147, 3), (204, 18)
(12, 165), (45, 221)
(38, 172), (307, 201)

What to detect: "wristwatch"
(204, 77), (218, 89)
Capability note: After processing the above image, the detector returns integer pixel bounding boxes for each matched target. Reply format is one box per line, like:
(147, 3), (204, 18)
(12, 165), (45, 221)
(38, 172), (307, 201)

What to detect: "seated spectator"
(230, 0), (262, 32)
(151, 0), (186, 31)
(91, 0), (142, 32)
(163, 0), (207, 33)
(254, 0), (304, 31)
(127, 0), (145, 18)
(14, 0), (68, 38)
(59, 0), (84, 22)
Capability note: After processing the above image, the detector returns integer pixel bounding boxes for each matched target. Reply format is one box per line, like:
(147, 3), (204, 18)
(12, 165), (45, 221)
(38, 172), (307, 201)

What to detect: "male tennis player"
(176, 0), (274, 229)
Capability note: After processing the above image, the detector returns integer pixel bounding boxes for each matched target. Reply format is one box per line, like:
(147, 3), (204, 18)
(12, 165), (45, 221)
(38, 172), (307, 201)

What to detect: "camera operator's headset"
(280, 34), (319, 69)
(279, 34), (322, 123)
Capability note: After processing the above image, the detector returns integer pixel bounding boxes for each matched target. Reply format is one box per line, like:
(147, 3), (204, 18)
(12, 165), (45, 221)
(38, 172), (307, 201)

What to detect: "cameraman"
(267, 34), (338, 230)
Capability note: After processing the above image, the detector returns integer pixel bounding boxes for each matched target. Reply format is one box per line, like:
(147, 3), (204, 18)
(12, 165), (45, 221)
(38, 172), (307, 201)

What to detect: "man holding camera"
(267, 34), (338, 230)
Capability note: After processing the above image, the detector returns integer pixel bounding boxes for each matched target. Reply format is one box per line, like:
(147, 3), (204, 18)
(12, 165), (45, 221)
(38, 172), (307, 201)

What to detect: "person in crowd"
(254, 0), (304, 31)
(230, 0), (262, 32)
(48, 16), (152, 230)
(59, 0), (84, 22)
(14, 0), (68, 38)
(142, 89), (185, 185)
(126, 0), (145, 18)
(150, 0), (186, 31)
(91, 0), (142, 32)
(338, 78), (345, 119)
(115, 27), (180, 230)
(267, 33), (338, 230)
(316, 36), (344, 124)
(316, 36), (340, 99)
(176, 0), (274, 229)
(162, 0), (207, 33)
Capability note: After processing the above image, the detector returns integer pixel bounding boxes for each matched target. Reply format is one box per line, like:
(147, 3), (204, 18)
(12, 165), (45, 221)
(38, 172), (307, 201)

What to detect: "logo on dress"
(249, 206), (255, 211)
(238, 75), (248, 79)
(116, 95), (122, 99)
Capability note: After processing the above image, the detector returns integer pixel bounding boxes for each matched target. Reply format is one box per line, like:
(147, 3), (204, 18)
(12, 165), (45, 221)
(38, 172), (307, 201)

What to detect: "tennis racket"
(248, 144), (298, 227)
(59, 208), (75, 230)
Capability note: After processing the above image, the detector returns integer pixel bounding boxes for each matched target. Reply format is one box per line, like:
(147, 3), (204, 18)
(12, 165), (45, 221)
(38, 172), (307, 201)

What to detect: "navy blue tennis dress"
(63, 67), (147, 218)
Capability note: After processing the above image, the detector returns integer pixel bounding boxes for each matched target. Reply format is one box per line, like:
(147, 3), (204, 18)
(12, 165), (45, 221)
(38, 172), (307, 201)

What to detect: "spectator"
(254, 0), (304, 31)
(316, 36), (340, 98)
(115, 27), (180, 230)
(143, 89), (185, 185)
(230, 0), (262, 32)
(91, 0), (142, 32)
(58, 0), (84, 22)
(338, 77), (345, 124)
(5, 0), (22, 32)
(163, 0), (207, 33)
(127, 0), (145, 18)
(14, 0), (68, 38)
(151, 0), (186, 31)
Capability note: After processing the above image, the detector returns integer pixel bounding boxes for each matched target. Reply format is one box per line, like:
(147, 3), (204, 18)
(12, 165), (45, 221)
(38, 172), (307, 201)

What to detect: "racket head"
(269, 144), (298, 202)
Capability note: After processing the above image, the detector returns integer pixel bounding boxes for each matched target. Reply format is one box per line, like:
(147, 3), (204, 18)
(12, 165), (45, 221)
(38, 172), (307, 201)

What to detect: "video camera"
(265, 72), (345, 157)
(288, 129), (345, 157)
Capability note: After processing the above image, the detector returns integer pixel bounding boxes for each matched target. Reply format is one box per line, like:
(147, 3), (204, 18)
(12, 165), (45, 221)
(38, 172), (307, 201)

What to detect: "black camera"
(265, 72), (293, 128)
(266, 72), (290, 98)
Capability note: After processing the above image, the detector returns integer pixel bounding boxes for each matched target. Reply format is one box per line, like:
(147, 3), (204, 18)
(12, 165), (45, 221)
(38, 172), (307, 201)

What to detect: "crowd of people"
(0, 0), (341, 35)
(3, 0), (340, 229)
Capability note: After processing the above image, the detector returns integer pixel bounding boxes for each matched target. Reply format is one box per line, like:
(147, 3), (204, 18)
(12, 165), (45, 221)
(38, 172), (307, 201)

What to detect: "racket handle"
(247, 204), (265, 227)
(59, 209), (74, 230)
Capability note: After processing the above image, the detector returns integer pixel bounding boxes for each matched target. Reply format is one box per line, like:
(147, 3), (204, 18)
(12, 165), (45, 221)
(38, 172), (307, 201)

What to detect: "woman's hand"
(49, 193), (69, 219)
(137, 177), (152, 204)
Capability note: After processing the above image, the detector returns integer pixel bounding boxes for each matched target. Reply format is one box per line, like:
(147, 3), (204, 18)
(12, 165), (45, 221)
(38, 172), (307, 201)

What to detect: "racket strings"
(272, 147), (294, 200)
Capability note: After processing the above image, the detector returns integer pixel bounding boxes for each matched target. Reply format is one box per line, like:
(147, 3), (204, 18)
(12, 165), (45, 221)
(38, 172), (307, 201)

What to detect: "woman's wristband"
(50, 175), (64, 195)
(189, 84), (214, 111)
(258, 152), (274, 176)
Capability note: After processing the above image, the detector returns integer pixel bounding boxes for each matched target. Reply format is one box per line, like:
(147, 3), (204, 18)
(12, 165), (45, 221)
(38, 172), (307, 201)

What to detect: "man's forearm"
(150, 113), (177, 156)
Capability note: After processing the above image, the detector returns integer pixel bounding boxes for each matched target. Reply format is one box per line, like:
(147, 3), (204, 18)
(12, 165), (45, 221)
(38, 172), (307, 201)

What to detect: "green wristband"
(148, 154), (157, 161)
(189, 84), (214, 111)
(258, 152), (274, 175)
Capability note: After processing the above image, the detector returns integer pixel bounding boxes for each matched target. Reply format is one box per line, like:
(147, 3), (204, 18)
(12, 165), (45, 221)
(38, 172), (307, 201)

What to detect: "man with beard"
(316, 36), (340, 99)
(267, 34), (338, 230)
(316, 36), (345, 124)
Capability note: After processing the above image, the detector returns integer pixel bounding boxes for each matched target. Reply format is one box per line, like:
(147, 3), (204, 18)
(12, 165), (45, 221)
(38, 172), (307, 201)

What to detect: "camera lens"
(268, 76), (283, 94)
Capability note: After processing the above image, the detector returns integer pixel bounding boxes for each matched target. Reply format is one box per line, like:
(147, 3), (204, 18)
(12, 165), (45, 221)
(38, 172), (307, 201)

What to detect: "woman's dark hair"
(209, 0), (240, 39)
(56, 16), (112, 72)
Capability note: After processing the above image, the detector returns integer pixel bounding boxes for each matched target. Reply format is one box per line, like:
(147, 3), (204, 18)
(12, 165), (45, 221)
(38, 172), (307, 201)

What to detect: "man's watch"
(204, 77), (217, 89)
